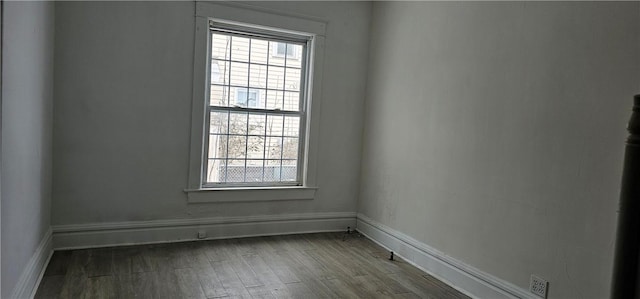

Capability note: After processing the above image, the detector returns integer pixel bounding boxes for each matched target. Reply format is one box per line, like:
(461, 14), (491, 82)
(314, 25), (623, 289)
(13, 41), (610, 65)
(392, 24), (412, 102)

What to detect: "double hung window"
(204, 22), (311, 187)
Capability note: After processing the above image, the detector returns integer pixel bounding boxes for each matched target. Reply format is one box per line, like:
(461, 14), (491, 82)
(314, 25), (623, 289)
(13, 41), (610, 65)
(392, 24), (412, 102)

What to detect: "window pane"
(265, 137), (282, 159)
(245, 160), (264, 183)
(285, 44), (295, 57)
(267, 66), (285, 90)
(282, 137), (298, 159)
(283, 91), (299, 111)
(233, 88), (263, 108)
(208, 134), (228, 159)
(248, 113), (266, 135)
(209, 111), (228, 134)
(255, 90), (267, 109)
(228, 136), (247, 159)
(211, 34), (231, 60)
(264, 160), (282, 181)
(283, 116), (300, 137)
(269, 41), (286, 66)
(286, 44), (303, 68)
(265, 90), (284, 110)
(211, 60), (229, 85)
(231, 36), (250, 62)
(282, 159), (297, 181)
(285, 68), (301, 91)
(235, 88), (248, 106)
(206, 159), (227, 183)
(266, 115), (283, 136)
(210, 85), (229, 107)
(230, 62), (249, 87)
(247, 136), (265, 158)
(277, 43), (287, 56)
(250, 39), (269, 64)
(226, 159), (246, 182)
(249, 64), (267, 89)
(229, 112), (247, 135)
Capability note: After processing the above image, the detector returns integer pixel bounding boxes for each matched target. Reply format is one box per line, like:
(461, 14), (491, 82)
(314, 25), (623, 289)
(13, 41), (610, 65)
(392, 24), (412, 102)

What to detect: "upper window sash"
(208, 28), (310, 115)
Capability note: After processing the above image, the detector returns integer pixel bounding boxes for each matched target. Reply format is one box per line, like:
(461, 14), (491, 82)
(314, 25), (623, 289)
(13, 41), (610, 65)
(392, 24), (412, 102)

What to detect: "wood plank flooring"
(35, 232), (469, 299)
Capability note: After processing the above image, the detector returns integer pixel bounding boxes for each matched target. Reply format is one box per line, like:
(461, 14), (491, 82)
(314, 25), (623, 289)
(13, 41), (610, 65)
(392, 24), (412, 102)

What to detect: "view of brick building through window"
(206, 31), (306, 185)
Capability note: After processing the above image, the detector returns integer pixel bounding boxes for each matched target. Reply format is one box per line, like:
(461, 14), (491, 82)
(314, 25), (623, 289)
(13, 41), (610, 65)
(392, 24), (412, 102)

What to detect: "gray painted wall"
(53, 2), (370, 224)
(359, 2), (640, 298)
(1, 1), (54, 297)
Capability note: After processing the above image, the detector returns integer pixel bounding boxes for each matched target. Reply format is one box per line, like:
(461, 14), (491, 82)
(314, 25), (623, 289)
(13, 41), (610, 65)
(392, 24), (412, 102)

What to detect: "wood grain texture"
(35, 232), (468, 298)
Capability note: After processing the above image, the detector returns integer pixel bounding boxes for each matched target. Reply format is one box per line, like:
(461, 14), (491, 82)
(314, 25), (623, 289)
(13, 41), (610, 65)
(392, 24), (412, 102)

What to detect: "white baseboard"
(356, 213), (534, 299)
(10, 228), (53, 299)
(52, 212), (356, 250)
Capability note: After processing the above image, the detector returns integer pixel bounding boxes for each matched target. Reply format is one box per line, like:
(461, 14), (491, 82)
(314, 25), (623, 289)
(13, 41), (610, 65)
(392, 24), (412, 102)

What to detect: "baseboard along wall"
(356, 213), (535, 299)
(51, 212), (357, 250)
(11, 228), (53, 299)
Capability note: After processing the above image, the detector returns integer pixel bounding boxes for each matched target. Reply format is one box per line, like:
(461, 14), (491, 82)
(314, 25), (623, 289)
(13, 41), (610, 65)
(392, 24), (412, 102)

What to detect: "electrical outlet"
(197, 230), (207, 239)
(530, 275), (548, 298)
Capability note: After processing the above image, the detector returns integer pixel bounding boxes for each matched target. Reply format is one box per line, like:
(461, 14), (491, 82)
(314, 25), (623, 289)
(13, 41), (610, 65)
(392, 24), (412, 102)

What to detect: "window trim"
(186, 2), (326, 201)
(185, 186), (318, 203)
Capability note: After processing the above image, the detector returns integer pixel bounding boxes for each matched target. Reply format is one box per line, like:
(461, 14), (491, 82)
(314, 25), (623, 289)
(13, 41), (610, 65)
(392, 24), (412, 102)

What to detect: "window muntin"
(204, 25), (309, 187)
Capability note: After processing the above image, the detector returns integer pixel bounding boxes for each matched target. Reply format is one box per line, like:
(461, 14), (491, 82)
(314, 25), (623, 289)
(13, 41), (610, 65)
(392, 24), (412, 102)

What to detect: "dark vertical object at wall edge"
(611, 94), (640, 299)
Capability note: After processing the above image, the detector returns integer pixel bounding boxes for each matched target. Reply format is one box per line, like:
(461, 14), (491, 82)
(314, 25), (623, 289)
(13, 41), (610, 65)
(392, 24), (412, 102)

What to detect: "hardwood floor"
(35, 232), (469, 298)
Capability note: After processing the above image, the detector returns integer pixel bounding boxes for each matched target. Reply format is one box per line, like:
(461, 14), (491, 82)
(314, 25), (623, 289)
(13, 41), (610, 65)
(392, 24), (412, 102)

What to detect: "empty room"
(2, 1), (639, 298)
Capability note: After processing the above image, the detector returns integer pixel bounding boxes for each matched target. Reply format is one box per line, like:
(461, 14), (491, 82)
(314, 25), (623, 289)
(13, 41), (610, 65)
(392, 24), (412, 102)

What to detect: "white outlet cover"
(530, 275), (548, 298)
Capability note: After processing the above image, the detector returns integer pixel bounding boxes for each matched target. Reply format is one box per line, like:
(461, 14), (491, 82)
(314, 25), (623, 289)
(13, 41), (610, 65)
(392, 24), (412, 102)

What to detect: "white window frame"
(186, 2), (326, 203)
(206, 22), (309, 187)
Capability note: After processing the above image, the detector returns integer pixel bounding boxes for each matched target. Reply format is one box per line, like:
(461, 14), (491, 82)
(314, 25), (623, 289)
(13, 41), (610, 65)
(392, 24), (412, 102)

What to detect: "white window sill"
(184, 186), (317, 204)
